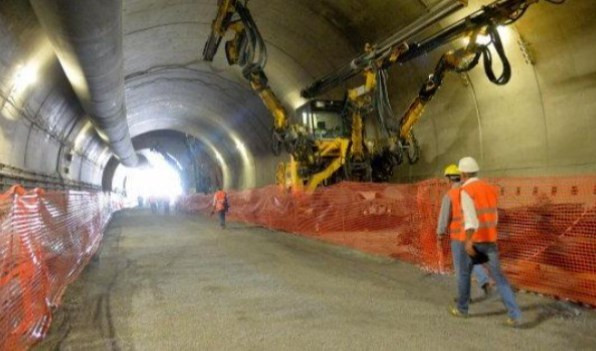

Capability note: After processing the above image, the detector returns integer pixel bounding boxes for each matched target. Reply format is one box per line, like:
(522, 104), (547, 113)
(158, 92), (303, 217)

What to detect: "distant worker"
(437, 164), (491, 299)
(149, 195), (158, 214)
(211, 187), (229, 229)
(449, 157), (522, 327)
(161, 196), (171, 214)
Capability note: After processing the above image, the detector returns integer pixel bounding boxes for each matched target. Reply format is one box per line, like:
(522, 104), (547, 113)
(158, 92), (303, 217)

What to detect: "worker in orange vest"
(211, 186), (229, 229)
(437, 164), (490, 299)
(449, 157), (522, 327)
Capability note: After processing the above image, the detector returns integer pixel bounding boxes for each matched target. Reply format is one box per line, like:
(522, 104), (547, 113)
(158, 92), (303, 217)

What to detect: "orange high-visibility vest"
(447, 187), (465, 241)
(214, 190), (227, 212)
(462, 180), (499, 242)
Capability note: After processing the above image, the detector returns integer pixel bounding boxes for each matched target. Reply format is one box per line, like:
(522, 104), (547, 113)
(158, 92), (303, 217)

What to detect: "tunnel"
(1, 0), (595, 350)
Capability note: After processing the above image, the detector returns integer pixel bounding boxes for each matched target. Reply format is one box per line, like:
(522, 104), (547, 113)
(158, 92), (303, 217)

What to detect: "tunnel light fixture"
(1, 62), (40, 118)
(235, 139), (247, 154)
(213, 149), (225, 166)
(496, 25), (511, 44)
(73, 121), (94, 153)
(475, 33), (492, 46)
(2, 38), (53, 118)
(98, 147), (112, 165)
(13, 63), (39, 92)
(286, 90), (307, 110)
(231, 135), (255, 188)
(462, 25), (507, 47)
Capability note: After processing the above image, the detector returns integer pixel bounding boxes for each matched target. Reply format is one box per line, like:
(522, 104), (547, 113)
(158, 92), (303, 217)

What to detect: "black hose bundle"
(235, 1), (268, 77)
(480, 26), (511, 85)
(374, 69), (394, 138)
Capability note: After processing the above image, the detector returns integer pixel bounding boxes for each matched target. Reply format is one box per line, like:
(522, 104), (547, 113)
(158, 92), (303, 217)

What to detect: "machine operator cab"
(295, 100), (349, 140)
(280, 99), (354, 190)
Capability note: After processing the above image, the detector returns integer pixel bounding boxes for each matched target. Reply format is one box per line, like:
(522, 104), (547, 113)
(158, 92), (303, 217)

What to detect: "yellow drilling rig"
(203, 0), (565, 192)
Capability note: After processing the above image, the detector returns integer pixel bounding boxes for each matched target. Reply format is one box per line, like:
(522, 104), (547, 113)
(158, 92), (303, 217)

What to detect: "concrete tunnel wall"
(0, 1), (111, 187)
(385, 0), (596, 181)
(0, 0), (594, 192)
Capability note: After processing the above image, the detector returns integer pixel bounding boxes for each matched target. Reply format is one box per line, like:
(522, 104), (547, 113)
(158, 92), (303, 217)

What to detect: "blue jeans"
(218, 210), (226, 228)
(451, 241), (490, 289)
(457, 243), (522, 320)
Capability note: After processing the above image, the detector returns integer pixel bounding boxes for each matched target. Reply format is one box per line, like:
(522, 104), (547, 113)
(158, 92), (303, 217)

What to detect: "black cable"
(501, 4), (529, 25)
(235, 1), (268, 77)
(374, 69), (392, 137)
(481, 26), (511, 85)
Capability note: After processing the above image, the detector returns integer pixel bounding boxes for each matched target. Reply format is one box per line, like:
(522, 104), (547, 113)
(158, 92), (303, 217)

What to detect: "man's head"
(458, 156), (480, 180)
(443, 164), (461, 184)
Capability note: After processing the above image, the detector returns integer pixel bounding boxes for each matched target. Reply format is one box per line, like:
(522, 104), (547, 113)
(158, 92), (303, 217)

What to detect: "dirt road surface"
(35, 210), (596, 350)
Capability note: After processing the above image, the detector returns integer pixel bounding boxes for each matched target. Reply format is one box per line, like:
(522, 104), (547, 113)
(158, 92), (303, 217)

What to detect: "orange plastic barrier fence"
(0, 186), (122, 351)
(178, 176), (596, 306)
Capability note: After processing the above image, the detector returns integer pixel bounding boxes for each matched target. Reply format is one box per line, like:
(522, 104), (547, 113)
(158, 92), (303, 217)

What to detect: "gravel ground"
(35, 209), (596, 351)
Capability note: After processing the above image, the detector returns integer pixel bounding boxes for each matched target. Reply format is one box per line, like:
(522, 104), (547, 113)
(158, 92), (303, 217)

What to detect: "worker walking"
(449, 157), (522, 327)
(437, 164), (491, 299)
(211, 187), (229, 229)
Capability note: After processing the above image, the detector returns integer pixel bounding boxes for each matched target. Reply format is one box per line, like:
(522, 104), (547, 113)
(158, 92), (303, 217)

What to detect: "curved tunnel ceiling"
(119, 0), (361, 189)
(1, 0), (594, 191)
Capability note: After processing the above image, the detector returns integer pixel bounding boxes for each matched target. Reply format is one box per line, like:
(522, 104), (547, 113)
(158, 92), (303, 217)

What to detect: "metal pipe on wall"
(30, 0), (139, 167)
(301, 0), (467, 98)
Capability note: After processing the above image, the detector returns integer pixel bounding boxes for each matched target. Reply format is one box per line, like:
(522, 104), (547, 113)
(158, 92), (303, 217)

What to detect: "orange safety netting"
(178, 175), (596, 306)
(0, 185), (122, 351)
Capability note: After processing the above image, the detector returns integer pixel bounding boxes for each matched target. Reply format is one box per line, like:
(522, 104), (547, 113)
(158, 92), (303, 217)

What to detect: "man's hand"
(465, 240), (476, 256)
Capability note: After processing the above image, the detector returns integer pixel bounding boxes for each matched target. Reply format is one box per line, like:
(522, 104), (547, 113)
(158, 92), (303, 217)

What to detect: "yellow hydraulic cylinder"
(250, 80), (288, 130)
(276, 162), (286, 188)
(351, 112), (364, 159)
(400, 98), (425, 140)
(212, 0), (236, 36)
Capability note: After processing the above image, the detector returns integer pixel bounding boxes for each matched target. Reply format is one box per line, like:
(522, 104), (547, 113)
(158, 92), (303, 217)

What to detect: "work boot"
(505, 317), (522, 328)
(448, 305), (468, 318)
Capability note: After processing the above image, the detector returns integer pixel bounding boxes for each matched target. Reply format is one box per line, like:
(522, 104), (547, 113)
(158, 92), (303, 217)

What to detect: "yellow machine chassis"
(277, 138), (350, 193)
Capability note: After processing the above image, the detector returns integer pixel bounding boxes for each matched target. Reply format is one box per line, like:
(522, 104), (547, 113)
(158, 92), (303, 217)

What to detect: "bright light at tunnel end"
(121, 151), (184, 205)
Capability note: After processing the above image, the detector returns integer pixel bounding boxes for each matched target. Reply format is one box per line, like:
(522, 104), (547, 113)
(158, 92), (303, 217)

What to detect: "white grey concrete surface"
(35, 210), (596, 351)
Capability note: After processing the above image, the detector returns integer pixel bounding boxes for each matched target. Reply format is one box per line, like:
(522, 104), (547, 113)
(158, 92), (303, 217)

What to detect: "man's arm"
(461, 190), (478, 255)
(211, 195), (217, 215)
(436, 194), (451, 236)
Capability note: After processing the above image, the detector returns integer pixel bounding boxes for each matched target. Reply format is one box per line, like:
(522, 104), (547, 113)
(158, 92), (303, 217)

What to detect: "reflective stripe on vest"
(447, 187), (465, 241)
(476, 208), (498, 216)
(462, 180), (499, 242)
(478, 221), (497, 229)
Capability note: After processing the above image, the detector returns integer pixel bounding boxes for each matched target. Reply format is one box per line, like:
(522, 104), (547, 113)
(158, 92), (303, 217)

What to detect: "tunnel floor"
(34, 210), (595, 351)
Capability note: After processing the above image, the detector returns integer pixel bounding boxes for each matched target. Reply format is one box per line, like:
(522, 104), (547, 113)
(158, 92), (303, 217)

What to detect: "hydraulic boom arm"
(203, 0), (299, 158)
(301, 0), (565, 173)
(203, 0), (238, 62)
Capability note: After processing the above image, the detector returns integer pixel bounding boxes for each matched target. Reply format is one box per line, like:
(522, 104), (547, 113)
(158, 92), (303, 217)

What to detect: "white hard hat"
(458, 156), (480, 173)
